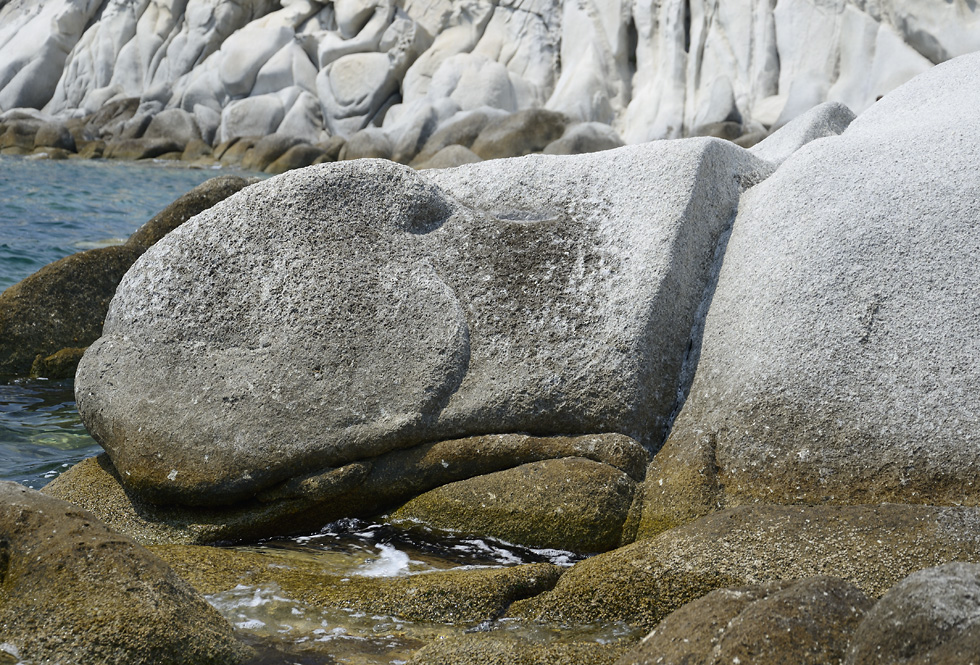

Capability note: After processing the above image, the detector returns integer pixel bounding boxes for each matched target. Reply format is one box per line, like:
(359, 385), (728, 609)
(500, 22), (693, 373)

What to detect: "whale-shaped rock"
(76, 139), (769, 507)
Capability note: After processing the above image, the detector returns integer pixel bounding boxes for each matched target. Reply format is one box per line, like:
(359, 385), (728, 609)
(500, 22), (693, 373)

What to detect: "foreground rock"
(644, 52), (980, 533)
(75, 141), (767, 510)
(0, 481), (250, 665)
(846, 562), (980, 665)
(45, 433), (645, 546)
(509, 504), (980, 632)
(618, 577), (872, 665)
(0, 175), (254, 379)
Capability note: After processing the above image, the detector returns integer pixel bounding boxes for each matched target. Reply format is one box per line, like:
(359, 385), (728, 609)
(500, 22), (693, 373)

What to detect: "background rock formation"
(1, 0), (976, 154)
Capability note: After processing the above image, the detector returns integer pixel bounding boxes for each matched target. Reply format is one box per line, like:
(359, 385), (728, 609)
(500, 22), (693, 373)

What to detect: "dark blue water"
(0, 155), (248, 488)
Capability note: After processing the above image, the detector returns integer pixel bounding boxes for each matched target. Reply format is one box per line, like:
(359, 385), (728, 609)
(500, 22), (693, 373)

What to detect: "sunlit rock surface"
(74, 140), (766, 506)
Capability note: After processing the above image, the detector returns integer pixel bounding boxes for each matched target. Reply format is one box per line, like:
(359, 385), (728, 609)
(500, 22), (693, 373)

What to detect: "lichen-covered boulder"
(617, 577), (872, 665)
(74, 140), (768, 508)
(0, 175), (254, 379)
(0, 481), (250, 665)
(646, 52), (980, 532)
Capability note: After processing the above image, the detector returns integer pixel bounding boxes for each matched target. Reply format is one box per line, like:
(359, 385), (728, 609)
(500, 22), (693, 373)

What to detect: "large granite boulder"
(74, 140), (769, 509)
(0, 175), (254, 379)
(0, 481), (249, 665)
(644, 52), (980, 533)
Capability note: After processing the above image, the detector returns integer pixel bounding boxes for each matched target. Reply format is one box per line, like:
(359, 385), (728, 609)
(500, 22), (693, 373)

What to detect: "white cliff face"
(1, 0), (977, 144)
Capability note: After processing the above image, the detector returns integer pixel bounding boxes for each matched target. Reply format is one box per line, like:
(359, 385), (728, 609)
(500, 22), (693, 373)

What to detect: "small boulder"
(470, 109), (570, 160)
(750, 101), (855, 166)
(847, 562), (980, 665)
(241, 134), (304, 172)
(414, 144), (481, 170)
(0, 119), (39, 154)
(143, 108), (203, 149)
(543, 122), (625, 155)
(103, 137), (183, 160)
(265, 143), (327, 174)
(618, 577), (872, 665)
(390, 457), (638, 553)
(339, 126), (394, 160)
(410, 109), (501, 166)
(33, 120), (76, 151)
(0, 482), (250, 665)
(409, 634), (625, 665)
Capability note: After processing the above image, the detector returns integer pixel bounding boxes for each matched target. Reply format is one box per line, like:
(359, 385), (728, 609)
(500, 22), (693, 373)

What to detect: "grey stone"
(543, 122), (625, 155)
(618, 577), (872, 665)
(648, 52), (980, 530)
(414, 144), (481, 170)
(75, 140), (768, 507)
(33, 120), (76, 151)
(265, 143), (327, 174)
(240, 134), (304, 171)
(511, 504), (980, 632)
(470, 109), (570, 160)
(143, 108), (203, 149)
(410, 109), (502, 167)
(750, 101), (855, 165)
(0, 482), (250, 665)
(338, 126), (394, 161)
(104, 137), (183, 160)
(846, 562), (980, 665)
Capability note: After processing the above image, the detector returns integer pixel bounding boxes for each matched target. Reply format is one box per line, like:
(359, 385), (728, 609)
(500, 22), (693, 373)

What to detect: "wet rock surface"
(0, 481), (250, 665)
(45, 433), (645, 546)
(510, 504), (980, 631)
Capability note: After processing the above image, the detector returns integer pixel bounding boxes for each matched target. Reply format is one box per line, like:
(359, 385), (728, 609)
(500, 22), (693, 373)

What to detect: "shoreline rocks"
(0, 481), (251, 665)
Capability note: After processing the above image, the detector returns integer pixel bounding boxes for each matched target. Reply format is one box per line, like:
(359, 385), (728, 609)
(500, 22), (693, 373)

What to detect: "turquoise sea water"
(0, 155), (235, 488)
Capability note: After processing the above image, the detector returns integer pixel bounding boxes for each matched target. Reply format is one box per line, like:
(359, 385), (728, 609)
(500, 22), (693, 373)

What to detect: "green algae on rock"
(615, 577), (872, 665)
(390, 457), (638, 553)
(407, 632), (629, 665)
(45, 433), (645, 546)
(0, 481), (251, 665)
(509, 504), (980, 632)
(152, 543), (563, 625)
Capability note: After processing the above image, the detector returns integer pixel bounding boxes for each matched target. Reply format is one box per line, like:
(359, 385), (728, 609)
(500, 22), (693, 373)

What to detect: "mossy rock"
(152, 544), (563, 625)
(0, 482), (251, 665)
(390, 457), (638, 553)
(45, 434), (645, 545)
(509, 503), (980, 632)
(407, 633), (628, 665)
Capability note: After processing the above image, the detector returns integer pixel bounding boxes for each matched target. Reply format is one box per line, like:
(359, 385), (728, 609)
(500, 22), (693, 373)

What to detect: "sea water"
(0, 155), (234, 488)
